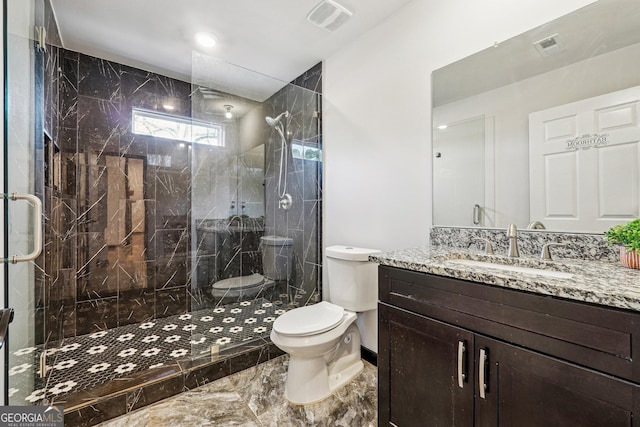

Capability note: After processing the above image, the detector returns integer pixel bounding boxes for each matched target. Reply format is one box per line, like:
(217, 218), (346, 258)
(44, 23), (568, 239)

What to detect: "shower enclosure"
(3, 0), (323, 415)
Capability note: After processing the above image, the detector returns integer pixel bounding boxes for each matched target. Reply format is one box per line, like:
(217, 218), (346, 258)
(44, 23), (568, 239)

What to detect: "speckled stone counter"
(371, 247), (640, 312)
(430, 226), (618, 262)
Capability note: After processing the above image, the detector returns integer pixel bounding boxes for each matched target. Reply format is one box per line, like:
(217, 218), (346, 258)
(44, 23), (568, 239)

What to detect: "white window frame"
(132, 108), (224, 146)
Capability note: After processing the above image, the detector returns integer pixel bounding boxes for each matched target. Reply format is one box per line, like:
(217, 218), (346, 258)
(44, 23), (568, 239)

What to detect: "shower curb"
(63, 341), (284, 426)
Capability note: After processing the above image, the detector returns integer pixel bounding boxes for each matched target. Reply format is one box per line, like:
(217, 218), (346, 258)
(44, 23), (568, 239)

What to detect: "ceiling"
(432, 0), (640, 106)
(50, 0), (415, 101)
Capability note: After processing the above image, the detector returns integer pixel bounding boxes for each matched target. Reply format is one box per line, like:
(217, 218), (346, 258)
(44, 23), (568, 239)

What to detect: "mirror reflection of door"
(529, 85), (640, 232)
(433, 116), (486, 226)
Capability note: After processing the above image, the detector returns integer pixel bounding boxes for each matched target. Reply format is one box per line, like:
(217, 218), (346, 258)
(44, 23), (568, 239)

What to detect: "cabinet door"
(379, 303), (474, 427)
(475, 335), (639, 427)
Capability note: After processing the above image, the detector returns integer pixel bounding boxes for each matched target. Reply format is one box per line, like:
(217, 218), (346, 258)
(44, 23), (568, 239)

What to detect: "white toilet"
(211, 235), (293, 301)
(270, 245), (380, 405)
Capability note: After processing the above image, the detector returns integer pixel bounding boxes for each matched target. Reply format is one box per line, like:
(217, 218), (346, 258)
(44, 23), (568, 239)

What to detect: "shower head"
(265, 111), (289, 128)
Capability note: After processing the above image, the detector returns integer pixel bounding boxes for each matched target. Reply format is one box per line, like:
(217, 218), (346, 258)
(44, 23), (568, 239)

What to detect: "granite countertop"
(370, 246), (640, 312)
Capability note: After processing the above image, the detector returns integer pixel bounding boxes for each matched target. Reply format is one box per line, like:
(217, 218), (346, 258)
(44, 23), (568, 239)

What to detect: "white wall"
(323, 0), (597, 351)
(239, 104), (266, 153)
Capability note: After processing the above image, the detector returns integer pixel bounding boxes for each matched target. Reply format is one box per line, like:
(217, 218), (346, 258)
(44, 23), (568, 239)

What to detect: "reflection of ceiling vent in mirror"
(533, 33), (565, 56)
(307, 0), (353, 32)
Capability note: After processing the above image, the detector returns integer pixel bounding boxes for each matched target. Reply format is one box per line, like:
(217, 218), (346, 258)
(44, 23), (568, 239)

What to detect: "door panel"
(529, 85), (640, 232)
(475, 335), (637, 427)
(598, 143), (638, 217)
(379, 303), (474, 427)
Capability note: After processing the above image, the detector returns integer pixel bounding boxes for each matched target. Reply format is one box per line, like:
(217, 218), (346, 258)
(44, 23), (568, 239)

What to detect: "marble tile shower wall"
(40, 44), (324, 345)
(194, 218), (265, 289)
(41, 45), (195, 344)
(264, 63), (322, 305)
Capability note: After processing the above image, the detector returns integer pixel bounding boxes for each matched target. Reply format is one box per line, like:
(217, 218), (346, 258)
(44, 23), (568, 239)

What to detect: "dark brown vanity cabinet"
(378, 266), (640, 427)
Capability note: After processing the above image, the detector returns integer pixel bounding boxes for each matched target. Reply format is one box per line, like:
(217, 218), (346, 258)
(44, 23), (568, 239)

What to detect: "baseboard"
(361, 345), (377, 366)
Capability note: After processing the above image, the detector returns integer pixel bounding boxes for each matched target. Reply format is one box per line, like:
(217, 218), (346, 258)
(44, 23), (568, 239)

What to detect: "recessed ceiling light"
(437, 124), (448, 130)
(224, 105), (234, 119)
(194, 32), (217, 48)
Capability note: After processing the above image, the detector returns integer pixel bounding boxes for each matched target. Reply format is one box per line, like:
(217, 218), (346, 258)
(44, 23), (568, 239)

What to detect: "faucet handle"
(506, 224), (519, 257)
(471, 237), (494, 254)
(540, 242), (568, 261)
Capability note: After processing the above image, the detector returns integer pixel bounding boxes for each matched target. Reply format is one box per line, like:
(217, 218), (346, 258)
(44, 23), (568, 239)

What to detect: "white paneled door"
(529, 86), (640, 233)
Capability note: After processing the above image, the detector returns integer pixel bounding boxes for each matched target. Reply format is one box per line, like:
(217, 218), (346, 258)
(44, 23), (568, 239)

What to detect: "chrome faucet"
(470, 237), (493, 254)
(527, 220), (546, 230)
(506, 224), (519, 257)
(540, 242), (568, 261)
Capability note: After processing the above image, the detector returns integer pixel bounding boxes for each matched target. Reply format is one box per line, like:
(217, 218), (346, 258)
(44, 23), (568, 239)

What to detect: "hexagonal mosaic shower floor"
(8, 298), (285, 406)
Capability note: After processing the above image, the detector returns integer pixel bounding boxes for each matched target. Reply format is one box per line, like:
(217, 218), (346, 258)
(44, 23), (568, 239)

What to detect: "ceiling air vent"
(533, 33), (565, 56)
(307, 0), (353, 32)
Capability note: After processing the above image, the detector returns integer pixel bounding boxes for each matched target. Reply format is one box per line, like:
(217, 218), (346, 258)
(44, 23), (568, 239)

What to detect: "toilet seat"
(273, 302), (345, 337)
(212, 273), (265, 291)
(211, 273), (275, 300)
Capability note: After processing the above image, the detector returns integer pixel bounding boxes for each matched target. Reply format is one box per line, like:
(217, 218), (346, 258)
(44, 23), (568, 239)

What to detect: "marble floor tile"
(98, 355), (377, 427)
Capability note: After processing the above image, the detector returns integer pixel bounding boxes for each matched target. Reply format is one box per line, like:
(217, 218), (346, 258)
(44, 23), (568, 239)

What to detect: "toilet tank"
(261, 236), (294, 281)
(326, 245), (381, 312)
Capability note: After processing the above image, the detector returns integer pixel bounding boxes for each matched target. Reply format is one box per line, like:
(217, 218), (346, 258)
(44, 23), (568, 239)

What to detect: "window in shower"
(291, 141), (322, 161)
(132, 108), (225, 146)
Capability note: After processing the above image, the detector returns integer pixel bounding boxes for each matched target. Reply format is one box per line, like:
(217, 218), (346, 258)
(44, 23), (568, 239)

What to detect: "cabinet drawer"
(379, 266), (640, 383)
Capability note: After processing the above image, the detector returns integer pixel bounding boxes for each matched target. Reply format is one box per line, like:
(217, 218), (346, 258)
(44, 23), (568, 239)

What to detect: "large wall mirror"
(432, 0), (640, 233)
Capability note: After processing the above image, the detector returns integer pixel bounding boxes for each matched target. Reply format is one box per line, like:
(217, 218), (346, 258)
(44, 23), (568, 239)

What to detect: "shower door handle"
(4, 193), (43, 264)
(0, 308), (14, 349)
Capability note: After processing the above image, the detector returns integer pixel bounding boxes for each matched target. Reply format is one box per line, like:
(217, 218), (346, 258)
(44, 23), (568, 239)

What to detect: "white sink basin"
(447, 259), (573, 279)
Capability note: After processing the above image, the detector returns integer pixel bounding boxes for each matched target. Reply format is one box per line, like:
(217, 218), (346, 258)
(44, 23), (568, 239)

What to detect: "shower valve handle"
(279, 194), (293, 210)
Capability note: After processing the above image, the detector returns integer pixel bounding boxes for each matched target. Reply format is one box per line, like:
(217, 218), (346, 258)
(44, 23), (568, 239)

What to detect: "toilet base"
(284, 357), (364, 405)
(283, 323), (363, 405)
(329, 358), (364, 394)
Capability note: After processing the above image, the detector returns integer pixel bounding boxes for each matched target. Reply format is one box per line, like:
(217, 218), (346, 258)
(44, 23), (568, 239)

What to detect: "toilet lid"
(273, 301), (345, 336)
(212, 273), (264, 291)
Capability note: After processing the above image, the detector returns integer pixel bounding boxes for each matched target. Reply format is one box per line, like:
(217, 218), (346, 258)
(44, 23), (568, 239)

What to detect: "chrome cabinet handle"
(479, 348), (488, 399)
(473, 204), (481, 225)
(457, 340), (467, 388)
(4, 193), (43, 264)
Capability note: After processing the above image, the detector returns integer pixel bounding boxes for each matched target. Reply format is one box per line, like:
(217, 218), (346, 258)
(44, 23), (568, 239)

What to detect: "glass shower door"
(3, 0), (46, 405)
